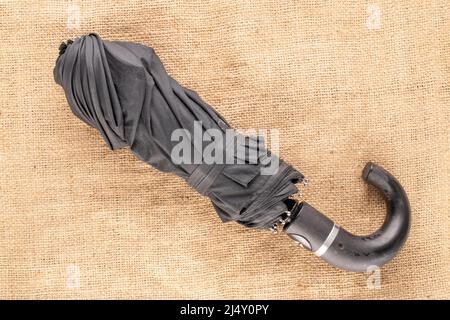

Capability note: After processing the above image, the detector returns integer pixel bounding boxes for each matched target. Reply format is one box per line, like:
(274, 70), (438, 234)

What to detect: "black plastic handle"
(283, 162), (411, 272)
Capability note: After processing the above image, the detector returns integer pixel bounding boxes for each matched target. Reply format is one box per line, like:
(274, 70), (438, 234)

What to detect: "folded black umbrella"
(54, 33), (410, 272)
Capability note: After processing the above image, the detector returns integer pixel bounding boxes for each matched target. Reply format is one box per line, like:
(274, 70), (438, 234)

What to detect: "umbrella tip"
(58, 39), (73, 56)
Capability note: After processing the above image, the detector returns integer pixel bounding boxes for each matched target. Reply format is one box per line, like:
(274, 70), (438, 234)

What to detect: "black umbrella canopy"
(54, 33), (303, 229)
(54, 34), (410, 272)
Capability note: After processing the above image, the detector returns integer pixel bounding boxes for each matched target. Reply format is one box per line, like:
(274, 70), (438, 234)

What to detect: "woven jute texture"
(1, 0), (449, 299)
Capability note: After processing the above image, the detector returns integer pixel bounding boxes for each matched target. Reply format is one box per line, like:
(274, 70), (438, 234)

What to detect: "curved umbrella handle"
(283, 162), (411, 272)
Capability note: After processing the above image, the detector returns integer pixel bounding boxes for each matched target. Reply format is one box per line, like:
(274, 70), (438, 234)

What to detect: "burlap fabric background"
(1, 0), (449, 299)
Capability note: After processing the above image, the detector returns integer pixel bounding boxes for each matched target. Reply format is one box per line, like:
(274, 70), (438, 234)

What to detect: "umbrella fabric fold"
(54, 33), (303, 229)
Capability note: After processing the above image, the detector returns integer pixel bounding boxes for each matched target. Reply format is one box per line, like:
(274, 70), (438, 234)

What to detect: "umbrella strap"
(186, 131), (241, 195)
(187, 163), (226, 195)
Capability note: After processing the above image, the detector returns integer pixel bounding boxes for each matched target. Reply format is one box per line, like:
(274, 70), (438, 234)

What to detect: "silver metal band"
(314, 224), (340, 257)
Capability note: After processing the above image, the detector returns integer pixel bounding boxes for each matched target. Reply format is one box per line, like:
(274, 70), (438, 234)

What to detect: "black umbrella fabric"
(54, 33), (303, 229)
(54, 34), (411, 272)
